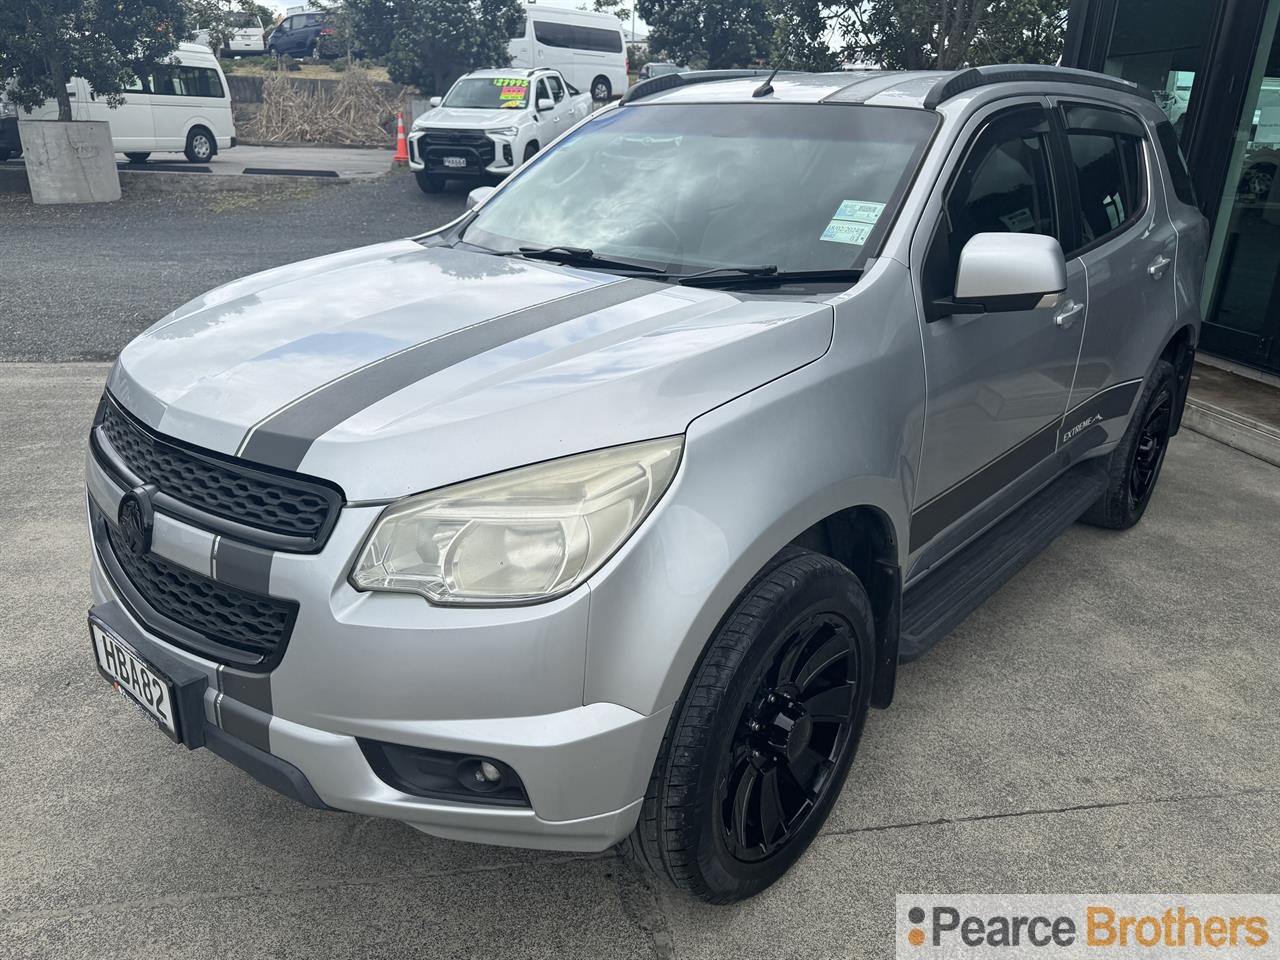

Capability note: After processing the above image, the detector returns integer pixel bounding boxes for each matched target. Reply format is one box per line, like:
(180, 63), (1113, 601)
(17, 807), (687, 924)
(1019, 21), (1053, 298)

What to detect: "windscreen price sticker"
(897, 896), (1280, 958)
(495, 78), (530, 104)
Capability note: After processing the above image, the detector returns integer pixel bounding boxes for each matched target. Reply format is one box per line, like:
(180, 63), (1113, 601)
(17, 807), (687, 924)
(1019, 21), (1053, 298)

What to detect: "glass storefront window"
(1201, 0), (1280, 374)
(1101, 0), (1217, 138)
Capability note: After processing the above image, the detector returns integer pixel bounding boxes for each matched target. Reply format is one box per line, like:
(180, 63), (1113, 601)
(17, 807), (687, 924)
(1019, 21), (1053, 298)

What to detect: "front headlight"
(490, 126), (519, 138)
(350, 437), (683, 605)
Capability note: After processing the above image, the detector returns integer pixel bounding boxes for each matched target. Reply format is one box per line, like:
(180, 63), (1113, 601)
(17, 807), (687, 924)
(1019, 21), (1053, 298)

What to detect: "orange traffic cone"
(392, 111), (410, 167)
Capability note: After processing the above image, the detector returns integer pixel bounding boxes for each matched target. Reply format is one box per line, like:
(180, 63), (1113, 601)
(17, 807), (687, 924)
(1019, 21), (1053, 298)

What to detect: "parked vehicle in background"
(638, 62), (685, 81)
(267, 12), (335, 58)
(0, 91), (21, 162)
(193, 12), (268, 56)
(508, 5), (627, 102)
(3, 43), (234, 163)
(408, 67), (590, 194)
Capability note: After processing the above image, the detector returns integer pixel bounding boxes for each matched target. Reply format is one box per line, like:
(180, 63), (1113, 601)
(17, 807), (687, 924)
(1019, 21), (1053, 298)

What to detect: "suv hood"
(415, 107), (525, 130)
(110, 241), (833, 500)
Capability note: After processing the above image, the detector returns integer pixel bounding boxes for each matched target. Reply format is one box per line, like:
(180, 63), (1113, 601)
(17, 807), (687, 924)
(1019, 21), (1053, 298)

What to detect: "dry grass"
(241, 68), (410, 144)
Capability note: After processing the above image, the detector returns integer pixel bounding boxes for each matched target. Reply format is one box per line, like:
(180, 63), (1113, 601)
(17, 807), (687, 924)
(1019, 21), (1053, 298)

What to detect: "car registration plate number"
(91, 620), (179, 740)
(443, 156), (467, 168)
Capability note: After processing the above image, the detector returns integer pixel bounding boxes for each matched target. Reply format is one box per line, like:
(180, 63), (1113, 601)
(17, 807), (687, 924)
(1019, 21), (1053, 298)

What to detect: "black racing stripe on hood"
(236, 278), (660, 471)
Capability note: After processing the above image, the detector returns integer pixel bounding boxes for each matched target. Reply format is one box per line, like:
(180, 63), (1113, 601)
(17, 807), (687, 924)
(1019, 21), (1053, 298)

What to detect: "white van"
(508, 6), (628, 102)
(13, 43), (235, 163)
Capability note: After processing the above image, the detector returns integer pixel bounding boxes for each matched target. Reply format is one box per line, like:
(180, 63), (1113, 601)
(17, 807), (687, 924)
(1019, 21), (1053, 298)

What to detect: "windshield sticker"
(833, 200), (885, 224)
(820, 199), (885, 246)
(821, 220), (875, 246)
(493, 77), (530, 107)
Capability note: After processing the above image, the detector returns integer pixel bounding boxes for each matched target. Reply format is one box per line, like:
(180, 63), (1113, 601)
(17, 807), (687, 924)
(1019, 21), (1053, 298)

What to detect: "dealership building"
(1066, 0), (1280, 376)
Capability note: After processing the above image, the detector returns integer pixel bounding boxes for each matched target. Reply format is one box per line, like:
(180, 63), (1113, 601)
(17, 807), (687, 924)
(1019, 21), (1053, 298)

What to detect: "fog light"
(478, 761), (502, 783)
(357, 740), (529, 807)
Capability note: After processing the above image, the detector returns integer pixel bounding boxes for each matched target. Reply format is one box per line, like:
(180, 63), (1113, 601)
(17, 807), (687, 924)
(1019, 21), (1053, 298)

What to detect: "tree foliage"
(344, 0), (523, 93)
(635, 0), (772, 69)
(831, 0), (1068, 70)
(0, 0), (191, 121)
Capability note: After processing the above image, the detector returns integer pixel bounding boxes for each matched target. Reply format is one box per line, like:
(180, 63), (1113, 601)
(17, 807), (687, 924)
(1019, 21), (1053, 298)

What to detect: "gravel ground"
(0, 171), (465, 361)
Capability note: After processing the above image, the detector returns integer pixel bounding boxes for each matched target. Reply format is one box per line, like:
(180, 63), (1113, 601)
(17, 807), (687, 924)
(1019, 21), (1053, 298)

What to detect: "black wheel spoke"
(795, 634), (849, 692)
(731, 765), (760, 851)
(784, 748), (823, 797)
(802, 683), (854, 721)
(758, 767), (785, 845)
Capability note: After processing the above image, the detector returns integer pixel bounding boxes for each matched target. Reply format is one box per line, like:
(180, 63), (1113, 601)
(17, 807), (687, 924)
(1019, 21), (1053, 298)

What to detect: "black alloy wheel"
(719, 611), (860, 862)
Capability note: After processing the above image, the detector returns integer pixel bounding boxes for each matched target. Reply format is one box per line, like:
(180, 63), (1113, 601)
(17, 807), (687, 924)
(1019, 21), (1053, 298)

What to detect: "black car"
(266, 12), (335, 58)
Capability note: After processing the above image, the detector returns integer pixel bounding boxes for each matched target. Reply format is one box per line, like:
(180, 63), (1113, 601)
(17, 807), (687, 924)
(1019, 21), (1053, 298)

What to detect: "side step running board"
(899, 462), (1108, 662)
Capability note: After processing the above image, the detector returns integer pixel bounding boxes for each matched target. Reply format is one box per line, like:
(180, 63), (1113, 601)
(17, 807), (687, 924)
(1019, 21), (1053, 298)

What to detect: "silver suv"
(86, 65), (1207, 903)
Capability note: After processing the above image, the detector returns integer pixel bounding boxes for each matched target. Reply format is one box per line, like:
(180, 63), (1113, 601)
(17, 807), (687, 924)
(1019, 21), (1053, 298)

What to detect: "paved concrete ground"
(118, 144), (397, 179)
(0, 172), (465, 361)
(1, 144), (397, 179)
(2, 362), (1277, 959)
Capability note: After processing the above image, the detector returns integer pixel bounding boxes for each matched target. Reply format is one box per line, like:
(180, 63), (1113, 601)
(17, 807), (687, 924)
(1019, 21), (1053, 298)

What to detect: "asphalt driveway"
(0, 170), (466, 361)
(2, 362), (1277, 959)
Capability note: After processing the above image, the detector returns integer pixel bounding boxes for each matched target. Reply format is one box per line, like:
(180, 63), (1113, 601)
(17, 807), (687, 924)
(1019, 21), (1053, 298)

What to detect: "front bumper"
(86, 442), (669, 851)
(407, 129), (516, 177)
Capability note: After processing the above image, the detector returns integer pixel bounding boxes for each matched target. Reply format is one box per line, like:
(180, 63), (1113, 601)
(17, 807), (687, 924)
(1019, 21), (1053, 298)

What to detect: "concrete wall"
(18, 120), (120, 205)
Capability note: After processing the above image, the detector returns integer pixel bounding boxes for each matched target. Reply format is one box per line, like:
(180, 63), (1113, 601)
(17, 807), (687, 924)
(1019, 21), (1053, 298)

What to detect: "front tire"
(184, 127), (214, 163)
(1080, 359), (1177, 530)
(414, 170), (446, 194)
(521, 141), (539, 165)
(628, 548), (875, 903)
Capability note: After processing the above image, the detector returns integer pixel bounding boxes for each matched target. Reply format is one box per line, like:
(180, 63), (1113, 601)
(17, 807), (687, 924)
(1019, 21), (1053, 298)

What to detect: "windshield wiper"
(672, 267), (863, 288)
(509, 246), (664, 274)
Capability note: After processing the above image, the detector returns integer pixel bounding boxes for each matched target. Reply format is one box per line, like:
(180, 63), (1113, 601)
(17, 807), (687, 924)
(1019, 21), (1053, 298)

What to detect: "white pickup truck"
(408, 67), (592, 194)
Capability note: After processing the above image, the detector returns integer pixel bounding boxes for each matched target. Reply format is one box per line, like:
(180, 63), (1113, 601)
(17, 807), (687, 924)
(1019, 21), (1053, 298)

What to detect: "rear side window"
(151, 65), (225, 99)
(923, 106), (1060, 302)
(533, 20), (622, 53)
(1061, 105), (1148, 251)
(1155, 121), (1199, 207)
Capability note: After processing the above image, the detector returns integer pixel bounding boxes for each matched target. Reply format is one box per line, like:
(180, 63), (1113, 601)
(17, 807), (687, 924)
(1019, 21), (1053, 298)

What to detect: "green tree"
(768, 0), (838, 71)
(635, 0), (772, 69)
(345, 0), (523, 93)
(832, 0), (1067, 70)
(0, 0), (191, 122)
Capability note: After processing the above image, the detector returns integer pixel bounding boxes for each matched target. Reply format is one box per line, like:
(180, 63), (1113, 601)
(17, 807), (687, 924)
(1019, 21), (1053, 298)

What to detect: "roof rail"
(923, 64), (1152, 109)
(619, 68), (780, 105)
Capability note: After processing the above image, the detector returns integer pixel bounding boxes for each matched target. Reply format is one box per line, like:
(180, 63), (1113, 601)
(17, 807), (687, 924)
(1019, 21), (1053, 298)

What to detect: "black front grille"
(99, 512), (296, 669)
(94, 396), (342, 552)
(420, 128), (495, 171)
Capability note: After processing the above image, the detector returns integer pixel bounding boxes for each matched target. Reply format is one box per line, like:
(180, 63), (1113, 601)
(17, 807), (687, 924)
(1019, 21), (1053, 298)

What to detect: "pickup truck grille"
(92, 395), (342, 552)
(417, 128), (496, 171)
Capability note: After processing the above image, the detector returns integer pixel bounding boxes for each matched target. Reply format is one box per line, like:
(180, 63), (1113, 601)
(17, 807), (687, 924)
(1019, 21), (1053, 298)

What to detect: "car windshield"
(444, 77), (531, 110)
(461, 103), (937, 276)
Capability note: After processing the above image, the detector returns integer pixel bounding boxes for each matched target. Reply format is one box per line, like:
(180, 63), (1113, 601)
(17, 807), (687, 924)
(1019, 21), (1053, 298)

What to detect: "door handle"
(1148, 254), (1172, 280)
(1054, 300), (1085, 329)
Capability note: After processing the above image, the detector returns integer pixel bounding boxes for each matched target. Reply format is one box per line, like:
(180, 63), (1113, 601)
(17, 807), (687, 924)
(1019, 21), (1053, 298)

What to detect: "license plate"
(442, 156), (467, 168)
(91, 621), (179, 740)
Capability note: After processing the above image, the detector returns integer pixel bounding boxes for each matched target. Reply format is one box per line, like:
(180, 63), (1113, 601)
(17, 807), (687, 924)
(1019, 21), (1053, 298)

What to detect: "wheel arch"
(185, 122), (218, 157)
(788, 505), (901, 709)
(1158, 323), (1196, 436)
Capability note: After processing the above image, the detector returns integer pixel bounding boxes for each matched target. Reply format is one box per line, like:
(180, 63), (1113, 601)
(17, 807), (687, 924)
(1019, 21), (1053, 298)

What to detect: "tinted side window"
(533, 20), (574, 48)
(150, 65), (224, 99)
(1155, 120), (1198, 207)
(578, 25), (622, 53)
(924, 107), (1059, 302)
(1065, 131), (1144, 249)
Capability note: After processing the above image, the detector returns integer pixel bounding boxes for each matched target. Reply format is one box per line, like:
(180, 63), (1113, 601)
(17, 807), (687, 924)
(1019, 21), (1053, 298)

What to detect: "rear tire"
(414, 170), (446, 194)
(124, 152), (150, 164)
(627, 548), (875, 903)
(184, 127), (214, 163)
(1079, 359), (1177, 530)
(591, 76), (612, 101)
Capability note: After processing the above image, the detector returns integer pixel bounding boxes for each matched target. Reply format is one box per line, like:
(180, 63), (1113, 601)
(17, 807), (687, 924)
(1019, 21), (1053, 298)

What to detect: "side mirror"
(429, 96), (442, 108)
(928, 232), (1067, 322)
(466, 186), (496, 210)
(536, 97), (554, 112)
